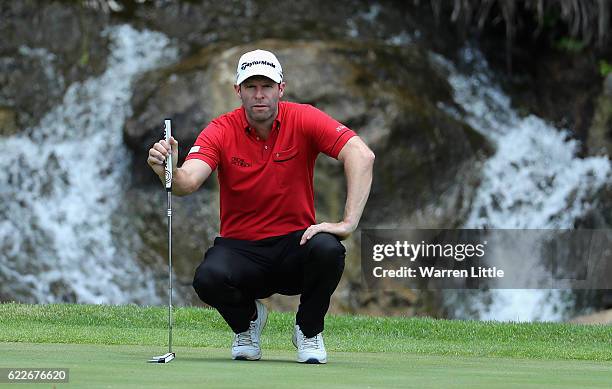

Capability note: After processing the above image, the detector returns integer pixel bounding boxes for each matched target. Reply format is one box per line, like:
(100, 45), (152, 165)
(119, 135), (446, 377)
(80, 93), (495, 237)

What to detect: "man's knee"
(192, 247), (232, 303)
(192, 263), (222, 303)
(308, 233), (346, 273)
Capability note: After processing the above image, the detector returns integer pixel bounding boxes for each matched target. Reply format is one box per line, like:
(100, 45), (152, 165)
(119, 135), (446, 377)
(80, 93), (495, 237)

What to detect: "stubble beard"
(247, 99), (279, 124)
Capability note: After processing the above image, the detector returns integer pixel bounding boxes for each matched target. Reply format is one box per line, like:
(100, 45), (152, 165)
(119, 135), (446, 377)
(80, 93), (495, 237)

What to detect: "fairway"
(2, 342), (611, 389)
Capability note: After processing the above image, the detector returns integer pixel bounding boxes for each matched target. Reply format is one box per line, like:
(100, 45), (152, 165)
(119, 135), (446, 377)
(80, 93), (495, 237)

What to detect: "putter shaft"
(167, 190), (173, 354)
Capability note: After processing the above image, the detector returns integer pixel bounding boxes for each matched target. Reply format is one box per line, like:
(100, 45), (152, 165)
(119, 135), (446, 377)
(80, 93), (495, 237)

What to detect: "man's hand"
(147, 136), (178, 182)
(300, 221), (356, 245)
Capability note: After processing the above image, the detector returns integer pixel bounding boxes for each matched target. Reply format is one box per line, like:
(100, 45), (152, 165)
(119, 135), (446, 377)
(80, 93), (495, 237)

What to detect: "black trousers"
(192, 229), (345, 338)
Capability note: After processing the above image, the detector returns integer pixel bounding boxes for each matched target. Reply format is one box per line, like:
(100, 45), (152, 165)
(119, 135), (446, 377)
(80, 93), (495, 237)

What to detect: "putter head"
(148, 352), (175, 363)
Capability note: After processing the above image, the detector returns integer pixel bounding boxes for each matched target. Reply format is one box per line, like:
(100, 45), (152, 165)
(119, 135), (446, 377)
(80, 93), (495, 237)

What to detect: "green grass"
(0, 303), (610, 388)
(0, 303), (610, 361)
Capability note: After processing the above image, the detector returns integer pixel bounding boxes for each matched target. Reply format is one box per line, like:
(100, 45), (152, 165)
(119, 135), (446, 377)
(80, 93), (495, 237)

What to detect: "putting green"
(1, 342), (610, 389)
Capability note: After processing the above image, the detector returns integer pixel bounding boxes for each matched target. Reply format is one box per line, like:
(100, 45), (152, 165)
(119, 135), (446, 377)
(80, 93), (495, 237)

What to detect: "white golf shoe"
(232, 300), (267, 361)
(292, 325), (327, 364)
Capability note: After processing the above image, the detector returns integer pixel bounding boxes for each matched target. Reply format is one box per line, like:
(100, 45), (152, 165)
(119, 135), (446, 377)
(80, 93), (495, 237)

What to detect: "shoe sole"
(299, 357), (327, 364)
(294, 332), (326, 364)
(233, 354), (261, 361)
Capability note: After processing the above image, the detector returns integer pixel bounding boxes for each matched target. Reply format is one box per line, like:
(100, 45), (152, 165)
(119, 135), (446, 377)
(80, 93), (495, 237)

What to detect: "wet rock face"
(114, 187), (220, 306)
(128, 1), (401, 51)
(580, 74), (612, 231)
(0, 1), (109, 131)
(0, 107), (18, 136)
(0, 47), (65, 133)
(587, 74), (612, 158)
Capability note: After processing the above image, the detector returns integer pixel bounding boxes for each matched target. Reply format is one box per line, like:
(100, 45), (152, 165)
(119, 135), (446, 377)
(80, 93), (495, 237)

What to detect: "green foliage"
(554, 37), (586, 53)
(599, 60), (612, 77)
(541, 10), (560, 29)
(79, 51), (90, 67)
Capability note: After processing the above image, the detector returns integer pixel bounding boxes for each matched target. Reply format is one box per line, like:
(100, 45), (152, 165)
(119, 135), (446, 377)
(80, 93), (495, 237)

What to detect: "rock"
(604, 73), (612, 97)
(124, 47), (222, 186)
(113, 187), (220, 306)
(0, 1), (109, 131)
(587, 74), (612, 157)
(364, 109), (490, 229)
(0, 48), (65, 132)
(569, 308), (612, 324)
(499, 49), (602, 146)
(130, 1), (411, 53)
(0, 107), (18, 136)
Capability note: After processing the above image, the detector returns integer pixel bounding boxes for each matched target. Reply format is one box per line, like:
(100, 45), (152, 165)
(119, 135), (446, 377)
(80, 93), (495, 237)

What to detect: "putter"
(148, 118), (176, 364)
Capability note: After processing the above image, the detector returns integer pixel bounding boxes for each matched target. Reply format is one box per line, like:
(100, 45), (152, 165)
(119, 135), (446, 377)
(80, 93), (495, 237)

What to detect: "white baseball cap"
(235, 49), (283, 85)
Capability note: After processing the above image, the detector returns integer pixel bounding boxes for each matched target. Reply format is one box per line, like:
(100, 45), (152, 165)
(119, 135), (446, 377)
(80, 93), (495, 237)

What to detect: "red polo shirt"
(185, 101), (356, 240)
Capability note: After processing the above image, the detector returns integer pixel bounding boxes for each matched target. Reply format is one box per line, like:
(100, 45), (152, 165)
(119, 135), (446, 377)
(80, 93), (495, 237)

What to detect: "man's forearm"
(341, 143), (375, 229)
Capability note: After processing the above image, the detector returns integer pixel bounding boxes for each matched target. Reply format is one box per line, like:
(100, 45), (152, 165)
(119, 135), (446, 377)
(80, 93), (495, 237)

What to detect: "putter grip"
(164, 119), (172, 191)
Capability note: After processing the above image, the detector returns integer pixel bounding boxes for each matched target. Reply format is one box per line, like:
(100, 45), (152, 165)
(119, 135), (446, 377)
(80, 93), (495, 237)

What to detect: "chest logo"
(231, 156), (252, 167)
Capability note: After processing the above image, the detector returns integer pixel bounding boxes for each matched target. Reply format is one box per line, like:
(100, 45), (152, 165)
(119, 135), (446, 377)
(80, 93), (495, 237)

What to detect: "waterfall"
(0, 25), (178, 304)
(434, 47), (611, 321)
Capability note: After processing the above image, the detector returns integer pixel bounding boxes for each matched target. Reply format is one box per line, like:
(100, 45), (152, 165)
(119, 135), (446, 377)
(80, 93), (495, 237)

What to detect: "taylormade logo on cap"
(240, 60), (276, 71)
(236, 49), (283, 85)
